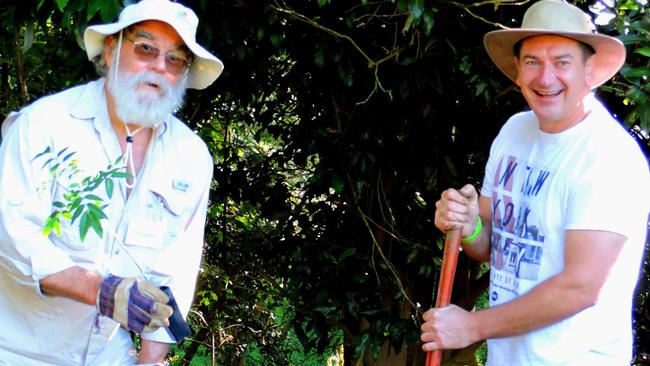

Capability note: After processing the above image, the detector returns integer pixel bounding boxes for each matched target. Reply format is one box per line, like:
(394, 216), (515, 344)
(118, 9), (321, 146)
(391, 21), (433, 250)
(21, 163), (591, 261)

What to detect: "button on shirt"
(0, 79), (212, 365)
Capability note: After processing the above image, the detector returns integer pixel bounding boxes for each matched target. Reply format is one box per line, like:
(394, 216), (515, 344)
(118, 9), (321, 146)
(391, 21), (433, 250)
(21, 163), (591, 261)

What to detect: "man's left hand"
(420, 304), (477, 352)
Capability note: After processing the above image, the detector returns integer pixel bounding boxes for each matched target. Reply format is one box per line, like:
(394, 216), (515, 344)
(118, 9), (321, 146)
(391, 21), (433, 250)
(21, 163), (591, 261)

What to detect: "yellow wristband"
(461, 216), (482, 243)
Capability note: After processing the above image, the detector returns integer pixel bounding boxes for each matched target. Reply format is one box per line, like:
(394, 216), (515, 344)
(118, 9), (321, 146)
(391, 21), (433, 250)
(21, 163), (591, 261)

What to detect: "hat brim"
(84, 18), (223, 90)
(483, 29), (626, 88)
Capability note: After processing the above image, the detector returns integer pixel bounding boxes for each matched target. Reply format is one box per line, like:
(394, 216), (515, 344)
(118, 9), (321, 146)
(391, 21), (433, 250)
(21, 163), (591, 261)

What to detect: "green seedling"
(32, 146), (130, 241)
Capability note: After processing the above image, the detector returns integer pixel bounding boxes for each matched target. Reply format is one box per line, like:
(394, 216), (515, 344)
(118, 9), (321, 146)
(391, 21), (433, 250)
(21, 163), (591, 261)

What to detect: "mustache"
(117, 71), (173, 96)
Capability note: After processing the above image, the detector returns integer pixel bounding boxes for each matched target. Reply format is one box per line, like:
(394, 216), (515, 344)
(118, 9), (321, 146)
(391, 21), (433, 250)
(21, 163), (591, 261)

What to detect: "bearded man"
(0, 0), (222, 365)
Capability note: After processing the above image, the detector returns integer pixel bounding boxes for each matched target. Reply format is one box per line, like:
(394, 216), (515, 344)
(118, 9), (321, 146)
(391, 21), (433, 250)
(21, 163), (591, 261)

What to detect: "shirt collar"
(70, 78), (105, 120)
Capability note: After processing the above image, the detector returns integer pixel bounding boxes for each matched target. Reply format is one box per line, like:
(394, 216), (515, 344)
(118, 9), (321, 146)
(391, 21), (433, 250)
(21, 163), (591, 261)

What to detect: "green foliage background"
(0, 0), (648, 365)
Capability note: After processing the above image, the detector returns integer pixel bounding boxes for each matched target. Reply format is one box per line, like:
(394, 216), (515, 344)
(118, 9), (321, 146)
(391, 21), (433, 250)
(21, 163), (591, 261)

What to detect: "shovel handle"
(425, 229), (462, 366)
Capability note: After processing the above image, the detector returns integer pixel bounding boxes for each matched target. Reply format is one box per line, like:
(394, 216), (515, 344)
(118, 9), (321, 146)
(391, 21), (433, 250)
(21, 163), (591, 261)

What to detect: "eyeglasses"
(126, 38), (191, 75)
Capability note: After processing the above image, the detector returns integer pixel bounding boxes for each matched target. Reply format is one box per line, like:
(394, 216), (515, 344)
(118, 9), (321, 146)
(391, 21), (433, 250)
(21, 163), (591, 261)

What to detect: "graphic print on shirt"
(490, 155), (550, 304)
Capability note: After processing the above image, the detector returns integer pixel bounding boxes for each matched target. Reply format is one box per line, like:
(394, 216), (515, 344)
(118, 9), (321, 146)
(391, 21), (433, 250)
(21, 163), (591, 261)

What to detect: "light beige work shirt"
(0, 79), (212, 365)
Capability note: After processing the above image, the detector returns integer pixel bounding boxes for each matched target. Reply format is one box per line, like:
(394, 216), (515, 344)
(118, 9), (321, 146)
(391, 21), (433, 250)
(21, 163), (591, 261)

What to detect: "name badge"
(173, 179), (190, 192)
(124, 218), (166, 248)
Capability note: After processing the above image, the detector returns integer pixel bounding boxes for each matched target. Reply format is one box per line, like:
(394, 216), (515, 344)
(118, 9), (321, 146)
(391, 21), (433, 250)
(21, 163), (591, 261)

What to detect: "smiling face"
(514, 35), (595, 133)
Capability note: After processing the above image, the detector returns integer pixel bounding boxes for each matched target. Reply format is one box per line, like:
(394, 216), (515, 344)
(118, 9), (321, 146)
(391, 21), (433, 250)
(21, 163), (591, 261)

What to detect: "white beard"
(106, 59), (188, 128)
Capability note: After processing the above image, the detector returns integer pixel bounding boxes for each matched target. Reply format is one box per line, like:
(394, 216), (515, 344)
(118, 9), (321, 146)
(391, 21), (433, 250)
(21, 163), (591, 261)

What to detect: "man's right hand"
(96, 274), (173, 334)
(434, 184), (480, 238)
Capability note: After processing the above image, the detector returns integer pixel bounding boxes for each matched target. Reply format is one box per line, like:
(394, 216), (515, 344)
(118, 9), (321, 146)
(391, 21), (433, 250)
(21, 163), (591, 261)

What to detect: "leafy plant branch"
(32, 146), (130, 242)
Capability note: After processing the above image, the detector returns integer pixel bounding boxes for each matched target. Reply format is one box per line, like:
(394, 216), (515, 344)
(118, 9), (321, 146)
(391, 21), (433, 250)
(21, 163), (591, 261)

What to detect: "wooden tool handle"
(425, 229), (462, 366)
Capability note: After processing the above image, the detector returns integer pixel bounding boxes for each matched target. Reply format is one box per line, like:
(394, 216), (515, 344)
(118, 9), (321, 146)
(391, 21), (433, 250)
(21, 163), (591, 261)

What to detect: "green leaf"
(400, 57), (415, 66)
(640, 102), (650, 132)
(337, 64), (353, 87)
(634, 47), (650, 57)
(353, 332), (370, 359)
(105, 179), (114, 198)
(331, 174), (344, 194)
(99, 0), (121, 22)
(619, 0), (640, 10)
(42, 215), (57, 237)
(87, 212), (104, 238)
(70, 196), (82, 210)
(53, 218), (61, 237)
(270, 34), (282, 48)
(22, 19), (35, 54)
(79, 214), (90, 242)
(70, 204), (84, 224)
(62, 151), (76, 162)
(422, 8), (435, 34)
(55, 0), (70, 12)
(475, 80), (487, 96)
(402, 13), (414, 34)
(31, 146), (52, 162)
(314, 47), (325, 68)
(339, 247), (356, 261)
(317, 0), (329, 7)
(111, 172), (131, 179)
(407, 249), (419, 263)
(622, 67), (650, 79)
(87, 203), (108, 220)
(52, 201), (66, 208)
(460, 55), (471, 75)
(409, 0), (424, 18)
(49, 162), (61, 173)
(56, 146), (69, 157)
(84, 194), (104, 202)
(86, 0), (102, 20)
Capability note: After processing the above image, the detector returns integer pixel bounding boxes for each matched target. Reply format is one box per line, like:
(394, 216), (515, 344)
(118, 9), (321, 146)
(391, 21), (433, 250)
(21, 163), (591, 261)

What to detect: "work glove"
(97, 274), (173, 334)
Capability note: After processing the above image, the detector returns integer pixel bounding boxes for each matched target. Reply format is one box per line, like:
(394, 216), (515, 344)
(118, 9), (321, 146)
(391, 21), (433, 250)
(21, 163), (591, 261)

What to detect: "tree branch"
(272, 1), (400, 102)
(444, 0), (533, 29)
(14, 31), (28, 104)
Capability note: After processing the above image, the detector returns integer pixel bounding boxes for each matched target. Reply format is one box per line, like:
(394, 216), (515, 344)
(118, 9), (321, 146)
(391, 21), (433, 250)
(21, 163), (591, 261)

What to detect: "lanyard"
(122, 122), (145, 189)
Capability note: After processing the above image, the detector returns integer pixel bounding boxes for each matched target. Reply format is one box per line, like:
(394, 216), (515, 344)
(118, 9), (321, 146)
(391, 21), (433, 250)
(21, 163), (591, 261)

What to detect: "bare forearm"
(39, 266), (102, 305)
(471, 273), (595, 341)
(472, 231), (624, 341)
(139, 339), (169, 363)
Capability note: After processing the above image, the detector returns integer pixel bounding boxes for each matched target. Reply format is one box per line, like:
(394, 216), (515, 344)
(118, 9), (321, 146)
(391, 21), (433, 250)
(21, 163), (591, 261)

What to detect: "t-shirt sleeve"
(565, 145), (650, 238)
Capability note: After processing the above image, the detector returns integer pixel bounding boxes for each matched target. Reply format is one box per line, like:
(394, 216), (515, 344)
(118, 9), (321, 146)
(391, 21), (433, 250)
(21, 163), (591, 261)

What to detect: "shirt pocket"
(121, 187), (192, 276)
(152, 187), (192, 244)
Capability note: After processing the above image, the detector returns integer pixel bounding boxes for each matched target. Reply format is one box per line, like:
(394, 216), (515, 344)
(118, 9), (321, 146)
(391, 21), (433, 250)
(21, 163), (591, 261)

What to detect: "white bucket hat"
(83, 0), (223, 90)
(483, 0), (625, 88)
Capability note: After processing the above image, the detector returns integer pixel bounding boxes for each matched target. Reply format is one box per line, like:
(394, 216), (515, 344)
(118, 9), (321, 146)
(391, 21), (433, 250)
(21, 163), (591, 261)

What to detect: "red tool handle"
(425, 229), (462, 366)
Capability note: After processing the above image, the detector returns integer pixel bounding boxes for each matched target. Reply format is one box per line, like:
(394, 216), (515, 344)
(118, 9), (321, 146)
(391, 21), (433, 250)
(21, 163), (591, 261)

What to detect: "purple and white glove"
(97, 274), (173, 333)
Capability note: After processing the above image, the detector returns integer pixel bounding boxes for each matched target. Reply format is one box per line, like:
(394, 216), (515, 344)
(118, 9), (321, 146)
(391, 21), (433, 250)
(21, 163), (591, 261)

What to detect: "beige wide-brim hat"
(83, 0), (223, 90)
(483, 0), (625, 88)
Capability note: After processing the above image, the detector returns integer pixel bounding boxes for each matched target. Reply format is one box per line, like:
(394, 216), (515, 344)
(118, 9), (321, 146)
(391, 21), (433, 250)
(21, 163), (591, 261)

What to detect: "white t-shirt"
(480, 95), (649, 365)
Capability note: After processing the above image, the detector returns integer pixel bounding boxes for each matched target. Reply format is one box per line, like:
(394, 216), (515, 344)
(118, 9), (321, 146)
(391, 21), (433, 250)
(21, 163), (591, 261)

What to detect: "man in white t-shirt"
(420, 1), (649, 365)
